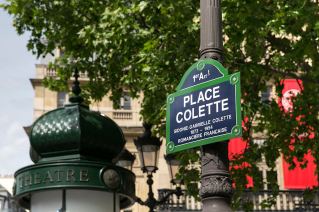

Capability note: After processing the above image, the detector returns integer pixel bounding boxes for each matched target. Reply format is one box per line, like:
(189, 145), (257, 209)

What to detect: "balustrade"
(112, 111), (133, 120)
(44, 68), (88, 78)
(158, 189), (319, 212)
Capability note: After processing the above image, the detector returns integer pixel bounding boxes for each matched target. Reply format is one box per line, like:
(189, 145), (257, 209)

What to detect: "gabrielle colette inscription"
(174, 115), (232, 143)
(18, 169), (89, 188)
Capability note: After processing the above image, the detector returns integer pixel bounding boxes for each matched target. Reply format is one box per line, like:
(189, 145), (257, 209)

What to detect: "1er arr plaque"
(166, 59), (242, 154)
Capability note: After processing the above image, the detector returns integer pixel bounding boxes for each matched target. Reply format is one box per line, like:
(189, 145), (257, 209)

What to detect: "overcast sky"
(0, 0), (37, 175)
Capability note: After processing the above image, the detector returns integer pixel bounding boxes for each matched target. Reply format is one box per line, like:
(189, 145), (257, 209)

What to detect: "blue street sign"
(166, 59), (242, 153)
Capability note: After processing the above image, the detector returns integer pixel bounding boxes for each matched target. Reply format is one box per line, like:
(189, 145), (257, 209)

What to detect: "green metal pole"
(199, 0), (234, 212)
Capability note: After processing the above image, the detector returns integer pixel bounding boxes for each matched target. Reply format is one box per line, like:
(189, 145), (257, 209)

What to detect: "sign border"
(166, 59), (242, 154)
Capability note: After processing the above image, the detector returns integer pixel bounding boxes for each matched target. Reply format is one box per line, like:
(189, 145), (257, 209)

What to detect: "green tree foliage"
(2, 0), (319, 210)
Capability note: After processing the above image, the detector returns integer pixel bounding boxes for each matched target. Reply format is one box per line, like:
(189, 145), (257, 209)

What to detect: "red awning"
(279, 79), (317, 189)
(282, 152), (317, 189)
(229, 137), (246, 158)
(229, 137), (253, 187)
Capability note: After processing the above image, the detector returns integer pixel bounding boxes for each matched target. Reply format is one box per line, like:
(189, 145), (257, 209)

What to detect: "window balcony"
(157, 189), (319, 212)
(158, 189), (202, 212)
(44, 67), (88, 78)
(113, 111), (133, 120)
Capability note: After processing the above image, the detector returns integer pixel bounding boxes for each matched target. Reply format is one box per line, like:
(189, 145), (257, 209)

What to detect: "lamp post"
(116, 147), (136, 171)
(133, 124), (183, 212)
(164, 153), (183, 186)
(134, 123), (162, 173)
(199, 1), (234, 212)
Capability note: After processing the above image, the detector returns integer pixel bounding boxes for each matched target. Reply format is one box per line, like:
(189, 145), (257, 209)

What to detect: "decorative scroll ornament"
(200, 52), (224, 65)
(202, 150), (226, 170)
(199, 176), (233, 198)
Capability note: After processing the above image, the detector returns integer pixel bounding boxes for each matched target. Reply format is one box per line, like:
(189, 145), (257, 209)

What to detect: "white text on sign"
(193, 70), (210, 82)
(176, 86), (229, 124)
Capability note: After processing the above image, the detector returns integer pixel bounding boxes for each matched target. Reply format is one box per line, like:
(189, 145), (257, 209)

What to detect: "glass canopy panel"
(168, 163), (182, 185)
(137, 148), (145, 168)
(117, 160), (133, 170)
(31, 190), (62, 212)
(31, 189), (119, 212)
(143, 151), (156, 169)
(141, 145), (160, 172)
(67, 189), (119, 212)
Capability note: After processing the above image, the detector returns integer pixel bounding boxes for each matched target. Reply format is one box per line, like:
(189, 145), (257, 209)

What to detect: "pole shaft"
(147, 174), (155, 212)
(200, 0), (224, 64)
(199, 0), (233, 211)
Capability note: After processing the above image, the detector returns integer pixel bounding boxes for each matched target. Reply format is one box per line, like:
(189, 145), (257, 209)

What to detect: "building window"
(253, 170), (278, 190)
(266, 170), (277, 190)
(261, 86), (272, 105)
(252, 139), (266, 147)
(60, 49), (65, 58)
(113, 98), (121, 110)
(58, 91), (69, 108)
(253, 171), (264, 190)
(113, 93), (131, 110)
(123, 93), (131, 110)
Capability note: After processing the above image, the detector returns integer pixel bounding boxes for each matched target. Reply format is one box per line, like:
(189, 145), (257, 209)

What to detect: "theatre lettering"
(18, 169), (89, 188)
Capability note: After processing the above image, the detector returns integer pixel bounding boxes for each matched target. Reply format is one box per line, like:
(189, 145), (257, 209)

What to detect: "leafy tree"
(2, 0), (319, 210)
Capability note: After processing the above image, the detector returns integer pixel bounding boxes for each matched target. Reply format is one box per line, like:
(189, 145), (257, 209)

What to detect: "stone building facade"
(22, 48), (318, 212)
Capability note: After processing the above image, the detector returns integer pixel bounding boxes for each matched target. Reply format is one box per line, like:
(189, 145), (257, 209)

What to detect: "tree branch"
(266, 32), (313, 72)
(69, 2), (98, 26)
(260, 64), (319, 85)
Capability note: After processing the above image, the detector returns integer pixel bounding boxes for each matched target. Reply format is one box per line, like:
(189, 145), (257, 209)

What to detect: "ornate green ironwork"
(14, 161), (135, 209)
(14, 66), (135, 210)
(29, 102), (125, 161)
(69, 66), (84, 103)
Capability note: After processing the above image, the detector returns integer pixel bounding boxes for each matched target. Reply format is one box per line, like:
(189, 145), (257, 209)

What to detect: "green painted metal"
(29, 102), (125, 161)
(15, 67), (135, 210)
(14, 160), (136, 210)
(69, 67), (85, 104)
(166, 59), (242, 153)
